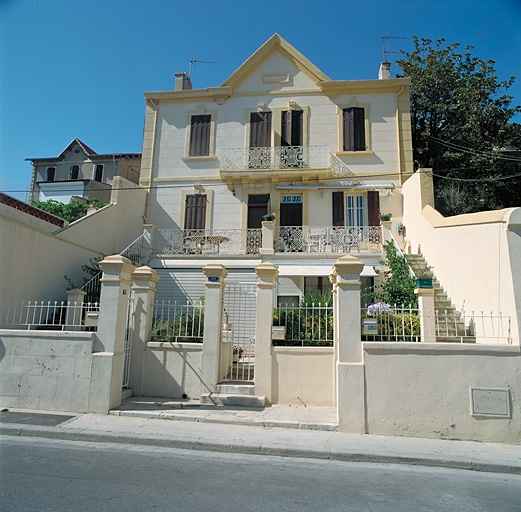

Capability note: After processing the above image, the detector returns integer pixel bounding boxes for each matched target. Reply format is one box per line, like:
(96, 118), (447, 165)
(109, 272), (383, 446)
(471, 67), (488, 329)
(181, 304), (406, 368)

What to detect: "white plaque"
(470, 388), (511, 418)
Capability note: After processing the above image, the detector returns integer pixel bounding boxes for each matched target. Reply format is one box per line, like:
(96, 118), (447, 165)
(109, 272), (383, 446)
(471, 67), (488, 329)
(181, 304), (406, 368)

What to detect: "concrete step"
(217, 384), (255, 395)
(200, 393), (267, 408)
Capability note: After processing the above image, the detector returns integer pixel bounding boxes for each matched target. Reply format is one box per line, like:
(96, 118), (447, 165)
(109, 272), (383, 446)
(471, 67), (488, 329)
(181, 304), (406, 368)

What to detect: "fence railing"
(276, 226), (381, 253)
(273, 300), (333, 346)
(220, 145), (331, 172)
(120, 233), (149, 266)
(434, 310), (511, 344)
(154, 229), (262, 255)
(0, 300), (99, 331)
(362, 304), (421, 342)
(361, 305), (511, 344)
(150, 300), (204, 342)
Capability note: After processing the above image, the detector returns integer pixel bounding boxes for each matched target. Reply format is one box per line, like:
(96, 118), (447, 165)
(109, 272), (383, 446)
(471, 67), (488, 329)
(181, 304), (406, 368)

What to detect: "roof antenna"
(188, 56), (218, 79)
(381, 35), (406, 61)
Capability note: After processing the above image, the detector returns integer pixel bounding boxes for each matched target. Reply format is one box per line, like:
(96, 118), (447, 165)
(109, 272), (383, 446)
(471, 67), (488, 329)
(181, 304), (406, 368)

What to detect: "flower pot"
(380, 215), (391, 222)
(416, 277), (433, 288)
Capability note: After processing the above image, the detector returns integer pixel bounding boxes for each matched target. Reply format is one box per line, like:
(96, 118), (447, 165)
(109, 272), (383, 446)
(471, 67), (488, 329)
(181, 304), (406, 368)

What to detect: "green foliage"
(373, 242), (417, 308)
(150, 309), (204, 343)
(31, 198), (108, 222)
(273, 292), (333, 347)
(397, 37), (521, 215)
(362, 311), (420, 342)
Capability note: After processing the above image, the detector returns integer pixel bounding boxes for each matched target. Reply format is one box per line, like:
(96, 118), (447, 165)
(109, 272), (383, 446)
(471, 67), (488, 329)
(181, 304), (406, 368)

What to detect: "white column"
(200, 263), (228, 396)
(415, 287), (436, 342)
(260, 220), (275, 255)
(333, 255), (366, 433)
(87, 255), (134, 414)
(129, 266), (160, 395)
(254, 262), (278, 402)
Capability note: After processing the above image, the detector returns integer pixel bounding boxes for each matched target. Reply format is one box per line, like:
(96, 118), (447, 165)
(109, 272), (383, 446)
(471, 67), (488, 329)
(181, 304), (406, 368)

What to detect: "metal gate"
(122, 291), (134, 389)
(220, 283), (257, 382)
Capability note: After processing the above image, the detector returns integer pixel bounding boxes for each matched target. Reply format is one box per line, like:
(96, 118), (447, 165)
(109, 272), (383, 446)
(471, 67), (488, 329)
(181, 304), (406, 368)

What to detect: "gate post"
(415, 287), (436, 342)
(254, 262), (278, 402)
(201, 263), (228, 396)
(87, 255), (134, 414)
(129, 266), (160, 395)
(332, 255), (366, 433)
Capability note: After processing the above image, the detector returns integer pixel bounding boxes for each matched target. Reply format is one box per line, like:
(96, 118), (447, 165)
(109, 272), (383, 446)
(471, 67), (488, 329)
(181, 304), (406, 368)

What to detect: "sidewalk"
(1, 398), (520, 475)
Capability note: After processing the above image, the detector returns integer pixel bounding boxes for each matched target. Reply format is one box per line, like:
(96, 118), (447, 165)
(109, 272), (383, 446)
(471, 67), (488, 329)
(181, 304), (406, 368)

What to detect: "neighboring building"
(140, 34), (413, 304)
(27, 138), (141, 203)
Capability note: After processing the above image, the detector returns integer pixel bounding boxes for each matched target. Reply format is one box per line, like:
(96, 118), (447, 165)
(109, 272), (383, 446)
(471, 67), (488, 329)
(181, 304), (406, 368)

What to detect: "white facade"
(140, 34), (413, 303)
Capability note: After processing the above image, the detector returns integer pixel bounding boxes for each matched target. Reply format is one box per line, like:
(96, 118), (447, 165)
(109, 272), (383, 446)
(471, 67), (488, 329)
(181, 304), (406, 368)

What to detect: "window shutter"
(332, 191), (344, 226)
(189, 115), (211, 156)
(250, 112), (272, 147)
(184, 194), (206, 230)
(367, 191), (380, 226)
(343, 107), (365, 151)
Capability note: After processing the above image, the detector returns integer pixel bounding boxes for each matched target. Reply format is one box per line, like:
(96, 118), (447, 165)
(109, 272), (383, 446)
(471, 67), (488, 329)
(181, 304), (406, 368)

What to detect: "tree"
(397, 37), (521, 215)
(373, 242), (417, 308)
(31, 198), (107, 222)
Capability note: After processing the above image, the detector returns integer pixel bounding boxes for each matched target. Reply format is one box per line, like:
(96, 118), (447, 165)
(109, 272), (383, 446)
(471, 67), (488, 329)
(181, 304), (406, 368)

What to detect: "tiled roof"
(0, 192), (65, 227)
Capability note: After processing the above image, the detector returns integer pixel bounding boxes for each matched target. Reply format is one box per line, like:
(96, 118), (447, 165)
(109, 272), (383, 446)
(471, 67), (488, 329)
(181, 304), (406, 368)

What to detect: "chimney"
(378, 61), (391, 79)
(175, 72), (192, 91)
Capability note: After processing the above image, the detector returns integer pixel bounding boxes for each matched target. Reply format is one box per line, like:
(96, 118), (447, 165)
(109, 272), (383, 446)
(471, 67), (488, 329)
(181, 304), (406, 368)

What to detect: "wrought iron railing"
(120, 234), (149, 266)
(154, 229), (262, 255)
(150, 300), (204, 342)
(220, 145), (331, 172)
(0, 300), (99, 331)
(362, 304), (421, 342)
(275, 226), (381, 253)
(273, 299), (334, 346)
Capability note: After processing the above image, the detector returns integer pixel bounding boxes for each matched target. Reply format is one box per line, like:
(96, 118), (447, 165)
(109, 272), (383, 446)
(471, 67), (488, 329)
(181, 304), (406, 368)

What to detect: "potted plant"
(380, 213), (392, 222)
(415, 267), (433, 288)
(262, 212), (276, 222)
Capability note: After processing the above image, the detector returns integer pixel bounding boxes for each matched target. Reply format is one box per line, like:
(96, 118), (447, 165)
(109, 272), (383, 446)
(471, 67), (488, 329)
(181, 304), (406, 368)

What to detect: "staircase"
(405, 254), (475, 343)
(201, 383), (267, 408)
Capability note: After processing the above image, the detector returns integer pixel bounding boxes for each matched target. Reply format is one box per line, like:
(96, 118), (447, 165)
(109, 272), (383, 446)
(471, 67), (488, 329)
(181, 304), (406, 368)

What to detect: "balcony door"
(249, 112), (272, 169)
(280, 194), (302, 227)
(280, 110), (303, 168)
(332, 191), (379, 228)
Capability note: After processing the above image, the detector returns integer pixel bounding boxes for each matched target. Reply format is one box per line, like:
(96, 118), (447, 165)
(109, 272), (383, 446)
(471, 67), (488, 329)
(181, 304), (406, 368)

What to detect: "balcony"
(152, 226), (382, 256)
(220, 145), (331, 176)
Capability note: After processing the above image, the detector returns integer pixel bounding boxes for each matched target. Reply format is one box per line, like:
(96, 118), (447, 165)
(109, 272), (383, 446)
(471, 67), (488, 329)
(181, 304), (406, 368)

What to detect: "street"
(1, 437), (520, 511)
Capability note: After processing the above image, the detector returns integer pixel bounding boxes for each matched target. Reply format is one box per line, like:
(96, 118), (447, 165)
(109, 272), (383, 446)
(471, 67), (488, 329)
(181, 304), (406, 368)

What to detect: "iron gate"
(122, 291), (134, 389)
(220, 283), (257, 382)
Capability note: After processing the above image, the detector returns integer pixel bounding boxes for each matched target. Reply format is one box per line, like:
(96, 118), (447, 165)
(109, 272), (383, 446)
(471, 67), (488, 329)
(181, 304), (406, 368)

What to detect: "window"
(69, 165), (79, 180)
(342, 107), (366, 151)
(45, 167), (56, 181)
(94, 164), (104, 182)
(304, 276), (332, 296)
(281, 110), (303, 147)
(332, 191), (380, 227)
(189, 115), (211, 156)
(184, 194), (206, 230)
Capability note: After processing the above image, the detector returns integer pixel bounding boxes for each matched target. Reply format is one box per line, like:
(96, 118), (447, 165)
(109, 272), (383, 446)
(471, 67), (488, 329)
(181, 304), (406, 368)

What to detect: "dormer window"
(70, 165), (80, 180)
(46, 167), (56, 181)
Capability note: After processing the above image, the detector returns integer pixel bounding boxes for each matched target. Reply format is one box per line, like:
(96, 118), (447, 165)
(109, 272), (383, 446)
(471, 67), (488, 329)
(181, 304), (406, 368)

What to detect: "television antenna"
(381, 36), (406, 61)
(189, 56), (217, 78)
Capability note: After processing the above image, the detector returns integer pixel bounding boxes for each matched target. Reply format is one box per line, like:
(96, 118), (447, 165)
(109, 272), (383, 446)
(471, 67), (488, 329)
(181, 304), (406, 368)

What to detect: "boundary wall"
(402, 170), (521, 345)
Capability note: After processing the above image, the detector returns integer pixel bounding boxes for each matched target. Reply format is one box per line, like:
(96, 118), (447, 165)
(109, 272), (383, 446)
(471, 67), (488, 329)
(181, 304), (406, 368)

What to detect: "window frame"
(45, 167), (56, 181)
(93, 164), (104, 182)
(183, 109), (217, 160)
(69, 165), (80, 180)
(336, 103), (372, 156)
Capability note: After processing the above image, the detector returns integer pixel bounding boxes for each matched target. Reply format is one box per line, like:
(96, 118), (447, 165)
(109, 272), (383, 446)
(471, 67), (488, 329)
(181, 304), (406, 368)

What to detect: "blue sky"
(1, 0), (521, 200)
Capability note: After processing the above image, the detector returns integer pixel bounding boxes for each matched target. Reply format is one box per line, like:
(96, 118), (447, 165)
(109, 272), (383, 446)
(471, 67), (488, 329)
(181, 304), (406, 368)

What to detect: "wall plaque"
(470, 387), (511, 418)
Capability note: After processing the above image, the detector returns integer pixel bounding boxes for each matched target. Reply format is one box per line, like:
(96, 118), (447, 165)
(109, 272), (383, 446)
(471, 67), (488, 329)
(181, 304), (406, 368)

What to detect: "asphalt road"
(1, 437), (520, 512)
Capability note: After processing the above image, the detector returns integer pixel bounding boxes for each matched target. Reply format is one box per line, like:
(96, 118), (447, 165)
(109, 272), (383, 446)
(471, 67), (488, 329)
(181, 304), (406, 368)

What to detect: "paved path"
(1, 399), (520, 475)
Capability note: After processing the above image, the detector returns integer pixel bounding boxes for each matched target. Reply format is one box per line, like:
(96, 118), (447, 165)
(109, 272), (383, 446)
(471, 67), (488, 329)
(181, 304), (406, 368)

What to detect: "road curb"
(2, 423), (520, 475)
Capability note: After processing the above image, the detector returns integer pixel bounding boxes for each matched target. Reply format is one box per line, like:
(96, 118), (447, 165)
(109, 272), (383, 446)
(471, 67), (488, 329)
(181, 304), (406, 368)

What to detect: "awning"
(276, 264), (377, 277)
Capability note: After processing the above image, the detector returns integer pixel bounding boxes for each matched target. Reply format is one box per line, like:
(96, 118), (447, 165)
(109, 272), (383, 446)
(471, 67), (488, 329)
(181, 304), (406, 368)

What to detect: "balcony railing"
(152, 226), (382, 256)
(154, 229), (262, 255)
(220, 145), (331, 172)
(275, 226), (382, 253)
